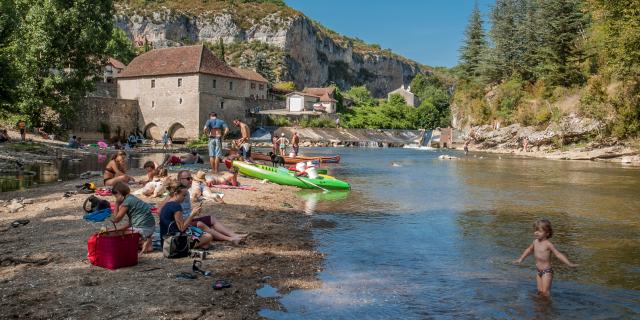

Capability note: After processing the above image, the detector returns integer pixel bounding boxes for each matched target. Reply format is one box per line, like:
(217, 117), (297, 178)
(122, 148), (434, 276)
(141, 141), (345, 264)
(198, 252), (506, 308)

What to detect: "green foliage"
(299, 116), (336, 128)
(214, 37), (226, 62)
(579, 75), (609, 120)
(273, 81), (296, 91)
(269, 115), (291, 126)
(0, 0), (18, 113)
(106, 28), (136, 64)
(343, 85), (375, 106)
(611, 81), (640, 138)
(186, 134), (208, 148)
(14, 0), (114, 130)
(459, 2), (488, 79)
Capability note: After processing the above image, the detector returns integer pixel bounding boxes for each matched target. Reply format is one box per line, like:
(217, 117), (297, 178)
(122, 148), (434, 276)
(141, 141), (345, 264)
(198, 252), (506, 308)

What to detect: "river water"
(261, 148), (640, 319)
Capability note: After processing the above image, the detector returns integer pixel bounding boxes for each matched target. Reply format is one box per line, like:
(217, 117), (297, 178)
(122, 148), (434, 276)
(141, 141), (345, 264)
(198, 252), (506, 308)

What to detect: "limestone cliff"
(113, 2), (426, 97)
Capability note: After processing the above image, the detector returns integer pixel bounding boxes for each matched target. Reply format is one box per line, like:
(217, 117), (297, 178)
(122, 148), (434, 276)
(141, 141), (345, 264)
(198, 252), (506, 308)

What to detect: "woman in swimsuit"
(103, 150), (135, 186)
(207, 170), (239, 187)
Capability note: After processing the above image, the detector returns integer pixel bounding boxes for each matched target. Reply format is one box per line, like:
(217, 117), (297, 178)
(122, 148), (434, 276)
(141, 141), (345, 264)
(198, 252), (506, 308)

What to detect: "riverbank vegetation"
(339, 72), (452, 130)
(455, 0), (640, 139)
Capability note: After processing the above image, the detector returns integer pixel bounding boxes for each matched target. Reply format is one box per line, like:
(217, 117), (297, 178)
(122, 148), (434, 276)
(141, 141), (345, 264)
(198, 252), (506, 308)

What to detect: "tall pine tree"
(459, 2), (488, 80)
(536, 0), (588, 86)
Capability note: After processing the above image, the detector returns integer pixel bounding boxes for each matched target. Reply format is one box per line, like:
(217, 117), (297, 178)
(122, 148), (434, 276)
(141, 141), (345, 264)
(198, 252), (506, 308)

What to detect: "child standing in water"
(513, 219), (578, 297)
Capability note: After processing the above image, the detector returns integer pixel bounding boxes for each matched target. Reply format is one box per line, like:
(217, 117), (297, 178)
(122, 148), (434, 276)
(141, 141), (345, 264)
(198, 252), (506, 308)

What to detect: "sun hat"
(281, 133), (285, 136)
(194, 171), (207, 182)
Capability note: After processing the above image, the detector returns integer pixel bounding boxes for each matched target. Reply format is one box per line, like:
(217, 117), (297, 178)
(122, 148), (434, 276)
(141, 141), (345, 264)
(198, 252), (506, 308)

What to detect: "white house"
(388, 84), (419, 107)
(285, 87), (338, 113)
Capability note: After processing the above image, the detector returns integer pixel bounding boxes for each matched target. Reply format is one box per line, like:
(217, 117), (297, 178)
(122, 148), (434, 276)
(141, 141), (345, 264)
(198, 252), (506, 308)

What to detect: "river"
(261, 148), (640, 319)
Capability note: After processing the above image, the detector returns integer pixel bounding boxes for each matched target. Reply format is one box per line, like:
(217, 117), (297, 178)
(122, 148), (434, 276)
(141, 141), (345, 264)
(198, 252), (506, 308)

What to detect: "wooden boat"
(251, 152), (340, 164)
(229, 160), (350, 190)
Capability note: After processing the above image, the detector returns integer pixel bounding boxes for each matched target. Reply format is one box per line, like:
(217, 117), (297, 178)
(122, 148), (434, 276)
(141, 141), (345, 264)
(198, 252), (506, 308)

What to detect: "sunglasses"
(181, 177), (193, 181)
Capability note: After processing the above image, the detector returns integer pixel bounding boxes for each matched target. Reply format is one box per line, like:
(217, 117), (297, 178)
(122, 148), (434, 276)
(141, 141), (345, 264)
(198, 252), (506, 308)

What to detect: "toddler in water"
(513, 219), (578, 296)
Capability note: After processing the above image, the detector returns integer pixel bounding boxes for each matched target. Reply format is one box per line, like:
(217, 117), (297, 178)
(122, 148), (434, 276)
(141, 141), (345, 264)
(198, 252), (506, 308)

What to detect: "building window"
(250, 83), (256, 90)
(178, 78), (182, 87)
(151, 79), (155, 88)
(213, 79), (216, 88)
(151, 101), (155, 109)
(259, 84), (264, 90)
(179, 98), (182, 104)
(229, 81), (233, 91)
(220, 101), (224, 109)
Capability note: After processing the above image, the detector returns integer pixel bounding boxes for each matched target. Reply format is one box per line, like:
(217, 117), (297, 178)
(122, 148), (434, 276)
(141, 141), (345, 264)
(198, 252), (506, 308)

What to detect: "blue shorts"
(240, 143), (251, 158)
(208, 137), (222, 158)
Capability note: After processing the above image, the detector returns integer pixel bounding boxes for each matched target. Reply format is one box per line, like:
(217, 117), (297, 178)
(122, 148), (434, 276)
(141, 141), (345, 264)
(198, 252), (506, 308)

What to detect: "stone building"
(388, 84), (419, 107)
(117, 44), (268, 140)
(285, 87), (337, 113)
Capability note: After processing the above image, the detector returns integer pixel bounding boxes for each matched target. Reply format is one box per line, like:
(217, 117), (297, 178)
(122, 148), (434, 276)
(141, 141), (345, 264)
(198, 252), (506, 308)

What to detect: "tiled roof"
(302, 87), (336, 97)
(117, 45), (242, 79)
(231, 67), (268, 83)
(319, 92), (337, 103)
(107, 57), (126, 69)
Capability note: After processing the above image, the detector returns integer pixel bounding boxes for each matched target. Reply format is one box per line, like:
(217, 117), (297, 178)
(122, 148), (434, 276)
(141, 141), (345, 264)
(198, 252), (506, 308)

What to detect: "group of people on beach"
(272, 131), (300, 157)
(102, 150), (246, 253)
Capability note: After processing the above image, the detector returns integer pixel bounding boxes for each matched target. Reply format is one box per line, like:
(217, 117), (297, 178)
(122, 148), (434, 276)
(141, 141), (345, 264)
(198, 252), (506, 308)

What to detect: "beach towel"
(95, 188), (112, 196)
(210, 184), (257, 191)
(83, 208), (112, 222)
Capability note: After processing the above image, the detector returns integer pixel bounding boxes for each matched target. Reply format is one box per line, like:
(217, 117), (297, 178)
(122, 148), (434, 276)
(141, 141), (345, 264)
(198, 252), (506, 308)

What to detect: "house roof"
(319, 92), (337, 103)
(107, 57), (126, 69)
(231, 67), (268, 83)
(117, 44), (242, 79)
(302, 87), (336, 97)
(286, 91), (320, 98)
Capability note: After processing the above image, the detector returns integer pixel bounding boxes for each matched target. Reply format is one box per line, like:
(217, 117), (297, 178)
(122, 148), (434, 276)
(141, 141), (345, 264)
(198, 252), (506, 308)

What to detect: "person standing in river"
(203, 112), (229, 173)
(292, 131), (300, 157)
(513, 219), (578, 297)
(17, 120), (26, 141)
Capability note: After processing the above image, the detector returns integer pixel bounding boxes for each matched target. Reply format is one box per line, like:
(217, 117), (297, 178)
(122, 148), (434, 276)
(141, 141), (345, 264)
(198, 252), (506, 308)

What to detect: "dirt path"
(0, 169), (322, 319)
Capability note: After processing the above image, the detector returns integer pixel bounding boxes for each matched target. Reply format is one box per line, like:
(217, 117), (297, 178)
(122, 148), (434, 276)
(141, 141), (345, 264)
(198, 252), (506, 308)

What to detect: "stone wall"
(71, 97), (139, 141)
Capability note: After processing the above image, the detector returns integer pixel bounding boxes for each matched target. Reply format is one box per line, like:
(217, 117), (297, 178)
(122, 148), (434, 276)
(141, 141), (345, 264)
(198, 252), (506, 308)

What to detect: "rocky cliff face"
(114, 6), (425, 97)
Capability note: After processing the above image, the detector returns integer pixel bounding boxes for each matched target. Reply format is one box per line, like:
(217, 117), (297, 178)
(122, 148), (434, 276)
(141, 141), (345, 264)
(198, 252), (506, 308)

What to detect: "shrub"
(269, 115), (291, 126)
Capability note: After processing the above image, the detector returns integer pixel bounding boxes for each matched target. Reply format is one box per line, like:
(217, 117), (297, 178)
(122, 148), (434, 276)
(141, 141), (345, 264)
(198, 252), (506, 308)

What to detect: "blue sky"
(285, 0), (495, 68)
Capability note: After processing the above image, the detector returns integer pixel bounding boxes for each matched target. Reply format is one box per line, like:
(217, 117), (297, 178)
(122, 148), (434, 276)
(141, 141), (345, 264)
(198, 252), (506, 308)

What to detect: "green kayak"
(230, 161), (350, 190)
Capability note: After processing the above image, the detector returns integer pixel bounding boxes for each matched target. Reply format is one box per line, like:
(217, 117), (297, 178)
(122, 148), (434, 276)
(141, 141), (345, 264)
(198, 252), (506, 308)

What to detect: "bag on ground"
(87, 229), (140, 270)
(163, 233), (190, 258)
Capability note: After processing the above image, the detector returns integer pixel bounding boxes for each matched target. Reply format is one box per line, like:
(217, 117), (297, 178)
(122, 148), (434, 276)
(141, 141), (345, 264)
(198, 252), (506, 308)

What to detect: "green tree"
(14, 0), (114, 130)
(216, 37), (226, 62)
(343, 85), (375, 106)
(106, 27), (136, 64)
(0, 0), (18, 113)
(536, 0), (588, 86)
(255, 53), (275, 83)
(459, 2), (488, 79)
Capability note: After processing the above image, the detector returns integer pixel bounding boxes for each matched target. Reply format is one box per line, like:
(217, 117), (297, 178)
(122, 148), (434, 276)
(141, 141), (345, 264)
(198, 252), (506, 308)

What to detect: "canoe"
(251, 152), (340, 164)
(229, 161), (350, 190)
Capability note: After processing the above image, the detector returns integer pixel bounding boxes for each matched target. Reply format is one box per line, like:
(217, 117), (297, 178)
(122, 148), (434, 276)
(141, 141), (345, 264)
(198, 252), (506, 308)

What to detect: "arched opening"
(168, 122), (187, 143)
(144, 123), (161, 141)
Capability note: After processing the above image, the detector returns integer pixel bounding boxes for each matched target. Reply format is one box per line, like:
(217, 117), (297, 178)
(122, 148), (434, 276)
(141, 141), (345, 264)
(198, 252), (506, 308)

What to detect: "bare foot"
(230, 237), (243, 246)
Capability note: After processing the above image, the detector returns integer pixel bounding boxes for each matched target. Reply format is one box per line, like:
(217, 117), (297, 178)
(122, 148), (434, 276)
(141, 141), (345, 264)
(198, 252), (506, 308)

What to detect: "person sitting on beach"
(159, 184), (213, 249)
(76, 137), (84, 148)
(0, 129), (9, 143)
(181, 150), (203, 165)
(103, 150), (135, 186)
(68, 135), (80, 148)
(135, 164), (170, 198)
(37, 127), (51, 140)
(513, 219), (578, 297)
(190, 171), (224, 203)
(158, 170), (246, 245)
(111, 182), (156, 254)
(141, 160), (162, 183)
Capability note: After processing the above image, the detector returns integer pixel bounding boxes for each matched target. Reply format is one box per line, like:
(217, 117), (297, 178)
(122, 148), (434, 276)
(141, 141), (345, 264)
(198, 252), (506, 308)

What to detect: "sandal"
(175, 272), (197, 280)
(212, 279), (231, 290)
(11, 219), (30, 228)
(192, 260), (212, 277)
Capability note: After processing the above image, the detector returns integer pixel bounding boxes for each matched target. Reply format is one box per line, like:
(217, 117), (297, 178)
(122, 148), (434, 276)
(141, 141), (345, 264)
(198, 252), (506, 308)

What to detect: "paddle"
(277, 167), (329, 193)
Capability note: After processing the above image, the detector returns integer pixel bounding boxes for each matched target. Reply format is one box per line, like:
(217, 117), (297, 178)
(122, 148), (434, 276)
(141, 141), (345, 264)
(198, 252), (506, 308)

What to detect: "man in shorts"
(203, 112), (229, 173)
(232, 118), (252, 162)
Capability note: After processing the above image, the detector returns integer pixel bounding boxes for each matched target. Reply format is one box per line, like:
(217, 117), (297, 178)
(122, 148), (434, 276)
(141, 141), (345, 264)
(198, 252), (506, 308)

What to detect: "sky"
(285, 0), (495, 68)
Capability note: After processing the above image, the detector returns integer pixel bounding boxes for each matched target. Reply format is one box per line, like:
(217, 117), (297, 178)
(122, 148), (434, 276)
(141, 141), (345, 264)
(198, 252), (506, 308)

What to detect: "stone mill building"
(116, 44), (268, 140)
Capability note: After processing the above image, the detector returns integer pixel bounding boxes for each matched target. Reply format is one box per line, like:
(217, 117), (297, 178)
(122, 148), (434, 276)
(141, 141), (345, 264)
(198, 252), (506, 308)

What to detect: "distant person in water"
(513, 219), (578, 297)
(276, 133), (289, 156)
(162, 131), (169, 149)
(464, 140), (470, 155)
(523, 137), (529, 152)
